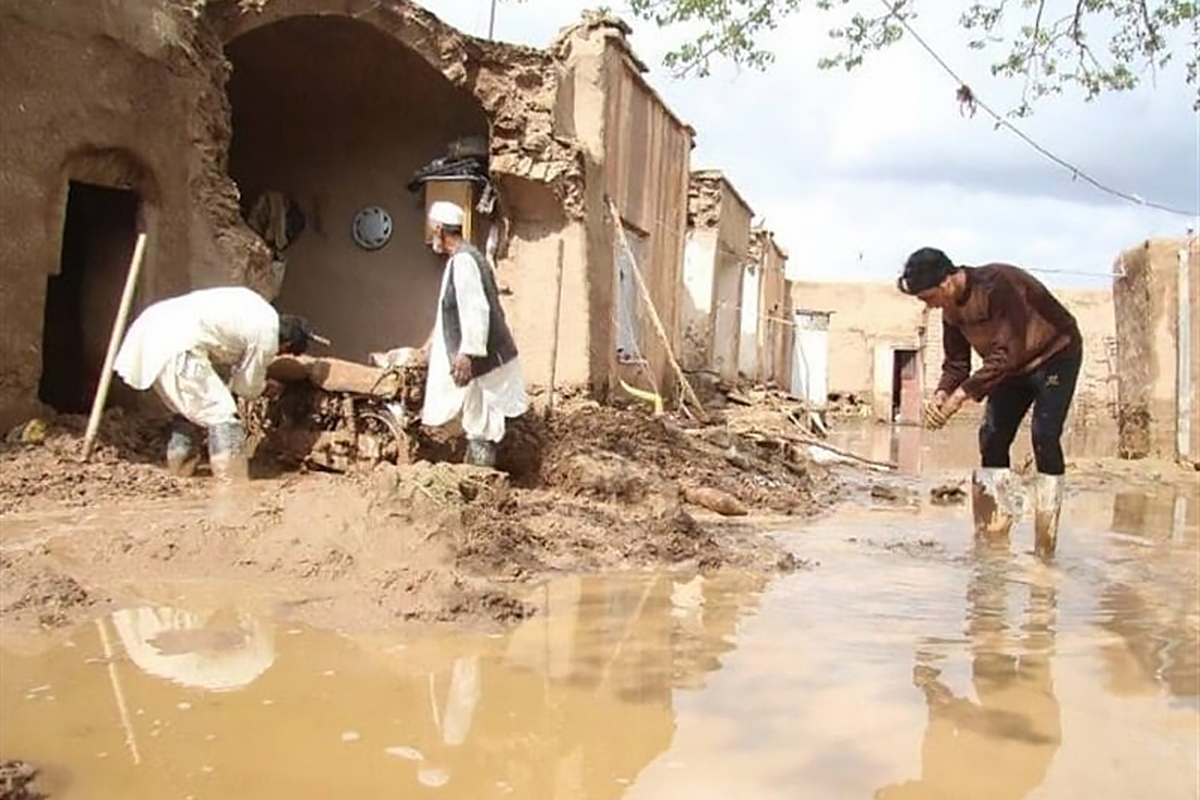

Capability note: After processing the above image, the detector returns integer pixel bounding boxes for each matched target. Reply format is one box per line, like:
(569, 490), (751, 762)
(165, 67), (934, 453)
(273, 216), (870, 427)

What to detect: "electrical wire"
(876, 0), (1199, 218)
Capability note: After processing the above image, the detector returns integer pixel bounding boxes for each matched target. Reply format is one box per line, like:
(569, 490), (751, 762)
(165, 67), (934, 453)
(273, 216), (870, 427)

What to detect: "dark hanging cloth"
(406, 155), (490, 193)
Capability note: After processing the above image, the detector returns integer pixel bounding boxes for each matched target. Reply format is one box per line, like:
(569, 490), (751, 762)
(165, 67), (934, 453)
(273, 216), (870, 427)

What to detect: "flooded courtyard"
(3, 445), (1196, 799)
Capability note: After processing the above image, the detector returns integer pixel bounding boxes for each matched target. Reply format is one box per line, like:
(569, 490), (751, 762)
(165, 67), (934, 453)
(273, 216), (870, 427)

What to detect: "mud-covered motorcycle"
(246, 356), (428, 472)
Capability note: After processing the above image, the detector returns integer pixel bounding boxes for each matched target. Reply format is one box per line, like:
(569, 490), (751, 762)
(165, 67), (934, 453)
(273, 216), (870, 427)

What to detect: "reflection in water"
(831, 420), (1124, 475)
(3, 488), (1197, 799)
(0, 571), (766, 800)
(877, 544), (1061, 799)
(1099, 489), (1200, 703)
(110, 606), (276, 692)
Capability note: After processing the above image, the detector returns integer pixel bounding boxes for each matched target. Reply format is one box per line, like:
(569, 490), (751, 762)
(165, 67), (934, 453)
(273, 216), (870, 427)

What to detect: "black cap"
(897, 247), (955, 295)
(278, 314), (326, 355)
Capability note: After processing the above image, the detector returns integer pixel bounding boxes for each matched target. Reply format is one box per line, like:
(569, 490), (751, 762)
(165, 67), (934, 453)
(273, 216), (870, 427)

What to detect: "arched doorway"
(225, 16), (490, 361)
(40, 148), (157, 413)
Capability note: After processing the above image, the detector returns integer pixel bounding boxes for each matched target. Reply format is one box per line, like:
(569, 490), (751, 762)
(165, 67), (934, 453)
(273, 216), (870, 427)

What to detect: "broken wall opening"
(891, 348), (920, 424)
(711, 252), (742, 383)
(226, 16), (490, 363)
(39, 181), (139, 413)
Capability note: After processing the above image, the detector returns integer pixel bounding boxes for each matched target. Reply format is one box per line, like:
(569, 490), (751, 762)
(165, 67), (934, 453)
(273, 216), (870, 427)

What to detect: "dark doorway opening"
(39, 181), (140, 413)
(891, 348), (921, 424)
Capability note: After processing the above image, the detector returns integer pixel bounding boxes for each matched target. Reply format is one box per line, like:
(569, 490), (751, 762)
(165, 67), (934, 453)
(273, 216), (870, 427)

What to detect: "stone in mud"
(682, 485), (748, 517)
(930, 480), (967, 505)
(870, 483), (909, 503)
(0, 760), (45, 800)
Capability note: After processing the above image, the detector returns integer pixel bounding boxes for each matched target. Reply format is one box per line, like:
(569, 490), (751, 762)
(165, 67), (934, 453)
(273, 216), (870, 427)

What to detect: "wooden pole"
(606, 198), (707, 421)
(80, 231), (147, 462)
(742, 427), (898, 471)
(96, 618), (142, 765)
(546, 239), (565, 419)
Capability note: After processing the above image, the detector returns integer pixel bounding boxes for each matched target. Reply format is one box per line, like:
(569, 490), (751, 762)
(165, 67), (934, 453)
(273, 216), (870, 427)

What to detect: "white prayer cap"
(428, 201), (465, 227)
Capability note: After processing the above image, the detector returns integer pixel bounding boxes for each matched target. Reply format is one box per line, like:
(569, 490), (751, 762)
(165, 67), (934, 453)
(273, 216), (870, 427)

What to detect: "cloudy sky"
(422, 0), (1198, 288)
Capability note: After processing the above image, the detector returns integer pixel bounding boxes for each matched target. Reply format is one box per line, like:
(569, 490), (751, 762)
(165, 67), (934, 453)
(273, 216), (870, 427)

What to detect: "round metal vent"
(352, 206), (393, 250)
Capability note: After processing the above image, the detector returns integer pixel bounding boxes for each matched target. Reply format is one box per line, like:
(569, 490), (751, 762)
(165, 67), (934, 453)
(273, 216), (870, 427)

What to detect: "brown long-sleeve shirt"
(937, 264), (1082, 400)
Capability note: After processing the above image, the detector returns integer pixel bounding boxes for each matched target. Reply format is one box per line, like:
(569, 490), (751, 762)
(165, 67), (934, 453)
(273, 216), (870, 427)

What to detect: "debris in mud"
(0, 409), (197, 516)
(930, 480), (968, 505)
(0, 760), (45, 800)
(544, 404), (821, 515)
(854, 537), (946, 557)
(682, 485), (748, 517)
(870, 483), (915, 504)
(0, 401), (829, 633)
(1, 564), (95, 628)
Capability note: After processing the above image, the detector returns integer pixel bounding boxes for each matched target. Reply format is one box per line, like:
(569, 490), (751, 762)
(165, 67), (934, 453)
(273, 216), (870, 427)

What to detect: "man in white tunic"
(114, 286), (314, 480)
(421, 201), (528, 467)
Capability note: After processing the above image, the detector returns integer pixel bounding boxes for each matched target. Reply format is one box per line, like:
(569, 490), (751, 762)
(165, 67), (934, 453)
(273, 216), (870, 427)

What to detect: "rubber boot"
(1032, 473), (1064, 558)
(464, 438), (497, 468)
(971, 467), (1015, 539)
(208, 420), (249, 483)
(165, 416), (199, 477)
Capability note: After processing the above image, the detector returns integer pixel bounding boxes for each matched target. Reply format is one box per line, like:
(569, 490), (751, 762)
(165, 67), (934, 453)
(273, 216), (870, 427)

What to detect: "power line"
(877, 0), (1199, 219)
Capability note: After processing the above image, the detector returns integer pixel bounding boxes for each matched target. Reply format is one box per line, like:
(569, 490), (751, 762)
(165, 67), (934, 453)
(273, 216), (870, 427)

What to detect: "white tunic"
(114, 286), (279, 427)
(421, 252), (528, 442)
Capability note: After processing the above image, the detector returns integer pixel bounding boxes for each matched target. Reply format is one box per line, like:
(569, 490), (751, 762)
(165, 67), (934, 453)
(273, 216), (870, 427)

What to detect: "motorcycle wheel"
(357, 407), (408, 465)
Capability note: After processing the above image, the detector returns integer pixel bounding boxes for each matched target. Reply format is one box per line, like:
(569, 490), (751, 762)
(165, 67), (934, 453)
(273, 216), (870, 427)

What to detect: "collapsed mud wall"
(687, 173), (724, 230)
(202, 0), (587, 222)
(681, 173), (723, 371)
(751, 230), (791, 388)
(202, 0), (599, 380)
(682, 171), (751, 380)
(1114, 237), (1200, 459)
(557, 12), (693, 400)
(0, 0), (694, 427)
(0, 0), (603, 428)
(0, 0), (271, 429)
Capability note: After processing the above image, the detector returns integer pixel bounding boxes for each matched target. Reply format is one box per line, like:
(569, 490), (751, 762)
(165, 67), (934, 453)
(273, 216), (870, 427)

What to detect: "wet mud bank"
(0, 402), (836, 638)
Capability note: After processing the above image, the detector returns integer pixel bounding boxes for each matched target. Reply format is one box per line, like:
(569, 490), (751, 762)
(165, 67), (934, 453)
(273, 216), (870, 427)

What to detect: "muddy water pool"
(2, 482), (1196, 799)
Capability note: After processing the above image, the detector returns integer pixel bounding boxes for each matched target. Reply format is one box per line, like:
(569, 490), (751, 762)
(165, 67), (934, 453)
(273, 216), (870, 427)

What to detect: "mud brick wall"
(1113, 237), (1200, 460)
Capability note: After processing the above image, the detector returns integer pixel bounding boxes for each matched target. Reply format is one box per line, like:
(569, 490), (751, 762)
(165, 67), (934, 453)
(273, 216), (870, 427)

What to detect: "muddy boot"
(971, 467), (1015, 539)
(464, 438), (497, 468)
(208, 420), (249, 483)
(1032, 473), (1064, 558)
(165, 416), (199, 477)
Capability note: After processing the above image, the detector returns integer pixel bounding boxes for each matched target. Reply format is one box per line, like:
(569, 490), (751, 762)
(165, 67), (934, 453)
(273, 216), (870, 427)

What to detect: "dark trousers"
(978, 345), (1081, 476)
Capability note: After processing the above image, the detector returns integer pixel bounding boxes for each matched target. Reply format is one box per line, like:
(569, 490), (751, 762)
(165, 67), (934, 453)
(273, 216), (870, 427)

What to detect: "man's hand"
(924, 388), (966, 430)
(450, 353), (473, 387)
(264, 378), (286, 401)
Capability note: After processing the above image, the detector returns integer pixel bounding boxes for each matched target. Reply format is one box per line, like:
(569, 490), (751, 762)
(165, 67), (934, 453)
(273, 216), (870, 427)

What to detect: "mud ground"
(0, 396), (835, 639)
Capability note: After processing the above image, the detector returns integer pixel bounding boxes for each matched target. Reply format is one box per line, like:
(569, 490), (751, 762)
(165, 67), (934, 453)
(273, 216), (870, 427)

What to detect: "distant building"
(790, 280), (1118, 424)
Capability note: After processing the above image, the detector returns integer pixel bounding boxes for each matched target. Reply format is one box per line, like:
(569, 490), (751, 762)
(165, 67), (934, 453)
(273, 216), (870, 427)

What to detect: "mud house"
(1112, 236), (1199, 461)
(792, 280), (1118, 424)
(0, 1), (694, 429)
(680, 171), (753, 383)
(748, 229), (792, 389)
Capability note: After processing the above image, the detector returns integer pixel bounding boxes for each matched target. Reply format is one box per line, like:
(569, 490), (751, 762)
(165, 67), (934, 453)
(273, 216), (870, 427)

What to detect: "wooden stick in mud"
(606, 198), (708, 422)
(96, 617), (142, 765)
(546, 239), (565, 419)
(740, 427), (898, 471)
(81, 231), (147, 462)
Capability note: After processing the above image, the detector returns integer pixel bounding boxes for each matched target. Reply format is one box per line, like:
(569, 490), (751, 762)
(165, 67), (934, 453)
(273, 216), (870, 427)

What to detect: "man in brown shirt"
(897, 247), (1083, 555)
